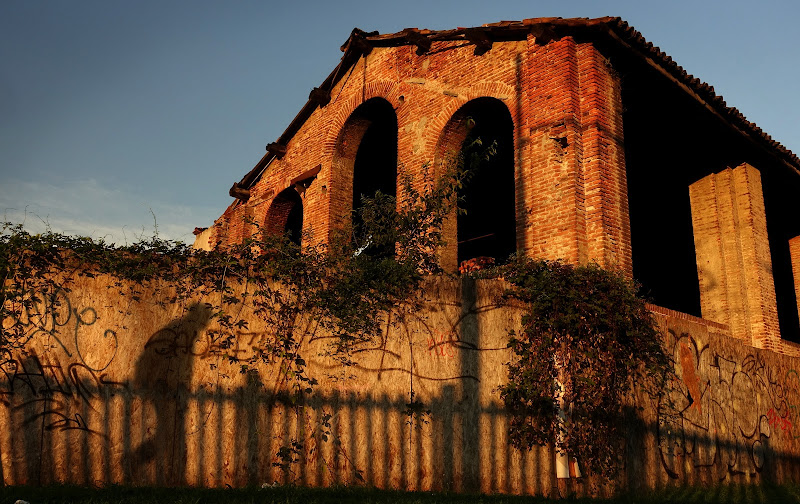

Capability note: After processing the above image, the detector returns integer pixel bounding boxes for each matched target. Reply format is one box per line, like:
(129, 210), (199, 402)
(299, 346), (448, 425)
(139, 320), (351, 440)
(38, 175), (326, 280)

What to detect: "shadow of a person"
(131, 302), (211, 485)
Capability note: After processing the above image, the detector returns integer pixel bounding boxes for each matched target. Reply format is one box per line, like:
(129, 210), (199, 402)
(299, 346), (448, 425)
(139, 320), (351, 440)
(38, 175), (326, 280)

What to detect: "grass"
(2, 483), (800, 504)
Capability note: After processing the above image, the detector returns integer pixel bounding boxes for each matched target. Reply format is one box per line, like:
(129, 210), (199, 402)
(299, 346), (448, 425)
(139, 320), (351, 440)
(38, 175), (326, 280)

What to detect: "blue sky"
(2, 0), (798, 243)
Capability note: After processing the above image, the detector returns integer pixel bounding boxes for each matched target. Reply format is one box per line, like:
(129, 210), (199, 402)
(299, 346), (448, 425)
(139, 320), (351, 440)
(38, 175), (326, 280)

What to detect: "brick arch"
(430, 96), (517, 272)
(321, 80), (401, 160)
(423, 83), (518, 160)
(265, 187), (303, 245)
(327, 96), (398, 232)
(464, 82), (516, 103)
(431, 96), (516, 169)
(425, 97), (469, 164)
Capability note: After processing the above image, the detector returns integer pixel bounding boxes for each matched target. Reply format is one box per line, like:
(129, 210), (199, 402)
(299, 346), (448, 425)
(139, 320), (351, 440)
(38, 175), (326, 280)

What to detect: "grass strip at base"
(0, 485), (587, 504)
(3, 483), (800, 504)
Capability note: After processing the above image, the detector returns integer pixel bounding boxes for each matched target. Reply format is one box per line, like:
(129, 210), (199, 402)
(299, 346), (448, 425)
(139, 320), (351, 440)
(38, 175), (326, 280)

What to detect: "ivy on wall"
(496, 259), (672, 478)
(1, 148), (670, 480)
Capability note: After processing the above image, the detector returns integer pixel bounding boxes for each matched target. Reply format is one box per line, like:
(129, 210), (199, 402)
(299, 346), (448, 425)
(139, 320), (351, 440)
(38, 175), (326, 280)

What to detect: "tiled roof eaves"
(602, 17), (800, 174)
(232, 17), (799, 198)
(232, 29), (370, 195)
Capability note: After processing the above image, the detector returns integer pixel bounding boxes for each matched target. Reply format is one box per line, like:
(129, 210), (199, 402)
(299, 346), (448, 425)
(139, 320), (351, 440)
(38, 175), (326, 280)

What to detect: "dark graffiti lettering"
(0, 348), (127, 435)
(16, 398), (104, 436)
(657, 329), (787, 480)
(145, 326), (248, 360)
(3, 288), (118, 371)
(74, 305), (118, 372)
(0, 350), (126, 401)
(3, 287), (73, 354)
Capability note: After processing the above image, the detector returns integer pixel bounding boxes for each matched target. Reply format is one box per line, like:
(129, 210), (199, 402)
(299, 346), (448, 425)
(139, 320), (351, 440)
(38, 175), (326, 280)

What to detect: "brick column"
(577, 44), (631, 276)
(790, 236), (800, 325)
(689, 163), (780, 349)
(521, 38), (630, 273)
(523, 36), (586, 265)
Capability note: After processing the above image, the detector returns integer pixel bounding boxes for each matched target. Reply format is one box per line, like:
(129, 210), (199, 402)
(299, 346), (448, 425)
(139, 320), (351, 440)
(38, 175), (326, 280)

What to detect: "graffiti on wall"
(0, 349), (127, 435)
(1, 288), (127, 436)
(426, 330), (457, 360)
(657, 328), (800, 479)
(2, 287), (119, 370)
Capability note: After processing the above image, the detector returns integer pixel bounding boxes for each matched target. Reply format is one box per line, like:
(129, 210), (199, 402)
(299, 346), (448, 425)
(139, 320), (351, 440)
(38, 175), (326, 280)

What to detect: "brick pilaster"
(523, 36), (586, 265)
(521, 38), (630, 272)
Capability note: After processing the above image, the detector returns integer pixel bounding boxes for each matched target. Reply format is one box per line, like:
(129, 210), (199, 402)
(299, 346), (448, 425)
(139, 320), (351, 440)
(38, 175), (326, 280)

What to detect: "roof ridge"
(231, 16), (798, 196)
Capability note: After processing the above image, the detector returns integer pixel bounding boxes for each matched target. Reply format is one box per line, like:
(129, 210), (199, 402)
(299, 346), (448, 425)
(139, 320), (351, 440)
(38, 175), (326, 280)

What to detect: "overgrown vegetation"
(0, 162), (466, 389)
(496, 259), (672, 478)
(1, 144), (670, 482)
(0, 157), (477, 482)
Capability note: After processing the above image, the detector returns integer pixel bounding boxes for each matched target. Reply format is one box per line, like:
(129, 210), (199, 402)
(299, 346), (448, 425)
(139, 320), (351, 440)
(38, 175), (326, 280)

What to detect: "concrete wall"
(3, 276), (800, 493)
(630, 306), (800, 488)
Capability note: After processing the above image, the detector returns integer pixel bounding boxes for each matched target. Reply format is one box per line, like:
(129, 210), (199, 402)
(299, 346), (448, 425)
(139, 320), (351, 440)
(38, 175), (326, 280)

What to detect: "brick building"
(197, 17), (800, 353)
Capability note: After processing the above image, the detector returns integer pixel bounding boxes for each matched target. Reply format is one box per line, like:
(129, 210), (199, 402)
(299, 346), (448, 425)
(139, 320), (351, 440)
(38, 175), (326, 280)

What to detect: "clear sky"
(2, 0), (798, 243)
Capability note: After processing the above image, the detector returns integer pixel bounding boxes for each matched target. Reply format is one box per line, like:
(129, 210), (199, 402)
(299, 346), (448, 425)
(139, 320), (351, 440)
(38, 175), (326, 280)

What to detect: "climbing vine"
(1, 145), (670, 482)
(0, 151), (487, 395)
(495, 258), (671, 478)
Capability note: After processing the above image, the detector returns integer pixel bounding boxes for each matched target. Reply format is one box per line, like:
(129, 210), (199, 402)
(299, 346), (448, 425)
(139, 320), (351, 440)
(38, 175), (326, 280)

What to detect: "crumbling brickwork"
(211, 30), (630, 274)
(689, 164), (781, 350)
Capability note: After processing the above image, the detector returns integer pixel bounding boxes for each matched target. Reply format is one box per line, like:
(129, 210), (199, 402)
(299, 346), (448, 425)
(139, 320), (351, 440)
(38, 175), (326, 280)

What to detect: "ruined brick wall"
(688, 164), (800, 355)
(211, 36), (631, 274)
(690, 164), (780, 350)
(4, 276), (800, 493)
(206, 22), (800, 352)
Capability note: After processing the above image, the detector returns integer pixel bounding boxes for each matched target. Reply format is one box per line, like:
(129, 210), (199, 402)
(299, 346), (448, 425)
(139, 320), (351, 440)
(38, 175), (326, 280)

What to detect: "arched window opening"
(265, 187), (303, 245)
(352, 100), (398, 207)
(437, 98), (516, 269)
(331, 98), (398, 254)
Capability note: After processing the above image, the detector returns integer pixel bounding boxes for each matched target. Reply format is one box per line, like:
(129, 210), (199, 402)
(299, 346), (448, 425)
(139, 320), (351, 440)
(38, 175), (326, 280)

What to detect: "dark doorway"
(332, 98), (398, 256)
(351, 99), (398, 210)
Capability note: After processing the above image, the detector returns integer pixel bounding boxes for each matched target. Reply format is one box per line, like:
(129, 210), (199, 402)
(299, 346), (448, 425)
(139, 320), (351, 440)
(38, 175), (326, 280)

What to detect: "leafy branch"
(495, 258), (672, 478)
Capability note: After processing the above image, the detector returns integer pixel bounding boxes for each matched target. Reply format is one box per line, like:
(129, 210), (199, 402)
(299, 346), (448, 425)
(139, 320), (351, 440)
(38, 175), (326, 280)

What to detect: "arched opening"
(331, 98), (398, 234)
(265, 187), (303, 245)
(352, 101), (398, 209)
(436, 97), (516, 269)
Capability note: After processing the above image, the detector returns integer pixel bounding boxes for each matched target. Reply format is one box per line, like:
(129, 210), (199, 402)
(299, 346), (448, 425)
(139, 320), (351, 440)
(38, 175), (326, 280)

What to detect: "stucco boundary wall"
(2, 275), (800, 494)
